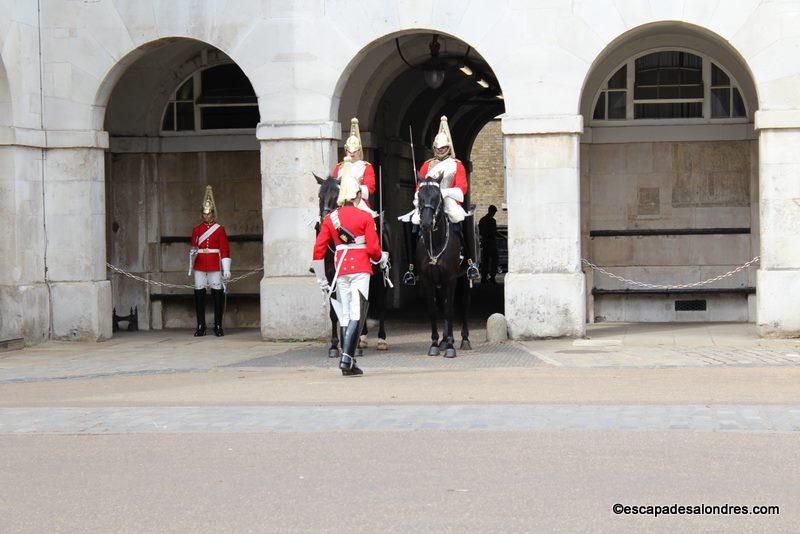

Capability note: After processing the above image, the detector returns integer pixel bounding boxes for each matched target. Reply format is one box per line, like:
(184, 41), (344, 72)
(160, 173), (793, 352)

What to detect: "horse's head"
(314, 173), (339, 220)
(417, 175), (443, 231)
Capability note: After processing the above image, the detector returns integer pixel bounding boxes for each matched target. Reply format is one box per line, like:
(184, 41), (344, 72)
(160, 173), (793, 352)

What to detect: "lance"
(408, 124), (417, 182)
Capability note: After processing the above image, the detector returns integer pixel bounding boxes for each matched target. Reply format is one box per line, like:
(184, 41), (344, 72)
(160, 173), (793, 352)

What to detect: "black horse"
(415, 176), (472, 358)
(315, 174), (391, 358)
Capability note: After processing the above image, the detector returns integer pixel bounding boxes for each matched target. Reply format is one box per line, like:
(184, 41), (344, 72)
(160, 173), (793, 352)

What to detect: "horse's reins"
(419, 181), (450, 266)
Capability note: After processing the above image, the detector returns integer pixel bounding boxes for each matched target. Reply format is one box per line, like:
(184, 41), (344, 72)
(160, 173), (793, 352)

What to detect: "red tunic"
(313, 205), (382, 276)
(332, 161), (376, 207)
(416, 158), (468, 205)
(191, 222), (230, 272)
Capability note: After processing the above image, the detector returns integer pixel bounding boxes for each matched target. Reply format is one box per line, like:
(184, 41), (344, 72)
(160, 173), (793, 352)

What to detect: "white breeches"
(410, 195), (465, 225)
(336, 272), (370, 324)
(194, 270), (222, 290)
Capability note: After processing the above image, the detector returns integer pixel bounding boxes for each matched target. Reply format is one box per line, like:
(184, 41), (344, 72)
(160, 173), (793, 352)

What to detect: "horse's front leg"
(376, 282), (388, 351)
(422, 274), (440, 356)
(328, 303), (340, 359)
(459, 276), (472, 350)
(443, 279), (457, 358)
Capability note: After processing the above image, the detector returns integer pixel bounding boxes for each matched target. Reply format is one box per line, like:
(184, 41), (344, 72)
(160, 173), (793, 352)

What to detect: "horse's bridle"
(319, 182), (339, 254)
(419, 180), (449, 265)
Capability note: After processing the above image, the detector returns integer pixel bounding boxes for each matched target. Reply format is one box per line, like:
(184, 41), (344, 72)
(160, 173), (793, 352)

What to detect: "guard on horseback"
(332, 117), (377, 216)
(312, 175), (388, 376)
(188, 186), (231, 337)
(400, 116), (480, 285)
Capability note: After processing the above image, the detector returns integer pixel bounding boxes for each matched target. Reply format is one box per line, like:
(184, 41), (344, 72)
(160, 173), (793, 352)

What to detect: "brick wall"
(469, 120), (507, 225)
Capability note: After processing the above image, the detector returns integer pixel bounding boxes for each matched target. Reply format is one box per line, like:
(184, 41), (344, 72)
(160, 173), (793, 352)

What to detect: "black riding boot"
(193, 289), (206, 336)
(402, 221), (418, 285)
(212, 288), (225, 337)
(461, 220), (480, 281)
(339, 320), (363, 376)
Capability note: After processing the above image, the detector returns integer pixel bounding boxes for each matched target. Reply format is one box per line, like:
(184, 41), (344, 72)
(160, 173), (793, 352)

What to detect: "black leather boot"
(339, 320), (363, 376)
(212, 288), (225, 336)
(402, 222), (418, 285)
(461, 221), (480, 281)
(193, 289), (206, 336)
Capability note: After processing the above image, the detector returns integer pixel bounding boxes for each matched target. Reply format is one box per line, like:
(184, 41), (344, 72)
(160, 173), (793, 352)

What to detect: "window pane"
(593, 91), (606, 120)
(608, 65), (626, 89)
(200, 64), (257, 104)
(607, 91), (626, 119)
(732, 88), (746, 117)
(711, 64), (730, 86)
(634, 102), (702, 119)
(201, 105), (259, 129)
(161, 102), (174, 131)
(680, 84), (703, 99)
(634, 86), (657, 100)
(176, 102), (195, 130)
(634, 51), (703, 104)
(176, 78), (193, 100)
(711, 87), (731, 117)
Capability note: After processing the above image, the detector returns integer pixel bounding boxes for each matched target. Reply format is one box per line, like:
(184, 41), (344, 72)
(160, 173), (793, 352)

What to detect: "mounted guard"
(332, 118), (377, 216)
(311, 175), (388, 376)
(400, 116), (480, 285)
(188, 186), (231, 337)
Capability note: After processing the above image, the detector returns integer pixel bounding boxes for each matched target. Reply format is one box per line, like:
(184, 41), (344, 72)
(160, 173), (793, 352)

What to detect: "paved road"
(1, 431), (797, 532)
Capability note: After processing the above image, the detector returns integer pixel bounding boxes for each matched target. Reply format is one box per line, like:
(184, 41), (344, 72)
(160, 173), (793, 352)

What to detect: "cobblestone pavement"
(2, 404), (799, 434)
(2, 323), (800, 384)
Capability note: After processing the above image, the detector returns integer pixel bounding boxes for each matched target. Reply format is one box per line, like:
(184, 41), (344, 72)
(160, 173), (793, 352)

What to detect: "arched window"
(161, 63), (258, 132)
(592, 50), (746, 123)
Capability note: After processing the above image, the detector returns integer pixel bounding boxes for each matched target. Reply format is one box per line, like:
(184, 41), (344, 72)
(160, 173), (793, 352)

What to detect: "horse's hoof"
(460, 339), (472, 350)
(376, 339), (388, 351)
(328, 348), (340, 359)
(358, 336), (368, 349)
(428, 345), (440, 357)
(444, 348), (457, 358)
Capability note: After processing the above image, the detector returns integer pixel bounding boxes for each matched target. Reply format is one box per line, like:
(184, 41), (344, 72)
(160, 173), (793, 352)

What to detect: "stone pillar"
(258, 121), (340, 340)
(755, 111), (800, 337)
(502, 116), (586, 338)
(43, 131), (113, 340)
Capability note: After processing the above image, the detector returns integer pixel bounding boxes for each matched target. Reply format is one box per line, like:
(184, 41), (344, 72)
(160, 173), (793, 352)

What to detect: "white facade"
(2, 0), (800, 343)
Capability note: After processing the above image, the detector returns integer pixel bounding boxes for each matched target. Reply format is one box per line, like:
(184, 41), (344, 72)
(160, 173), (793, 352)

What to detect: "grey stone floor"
(2, 404), (799, 434)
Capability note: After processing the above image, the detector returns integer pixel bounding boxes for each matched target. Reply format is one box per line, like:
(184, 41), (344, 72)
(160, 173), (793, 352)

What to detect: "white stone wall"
(0, 1), (799, 342)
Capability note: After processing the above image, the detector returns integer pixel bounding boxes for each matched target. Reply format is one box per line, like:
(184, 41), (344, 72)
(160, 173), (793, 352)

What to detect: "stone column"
(0, 129), (50, 343)
(502, 116), (586, 338)
(44, 131), (112, 340)
(258, 121), (340, 340)
(755, 111), (800, 336)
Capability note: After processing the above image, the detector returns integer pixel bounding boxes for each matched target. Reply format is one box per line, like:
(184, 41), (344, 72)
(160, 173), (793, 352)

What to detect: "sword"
(409, 124), (417, 183)
(378, 165), (390, 288)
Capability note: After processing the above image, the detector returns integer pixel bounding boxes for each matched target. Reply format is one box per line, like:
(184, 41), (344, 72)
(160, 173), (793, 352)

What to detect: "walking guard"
(400, 116), (480, 285)
(188, 186), (231, 337)
(312, 175), (388, 376)
(332, 118), (377, 215)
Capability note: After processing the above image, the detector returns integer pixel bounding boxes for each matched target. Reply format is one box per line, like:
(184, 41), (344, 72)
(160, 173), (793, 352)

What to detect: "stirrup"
(467, 264), (480, 281)
(402, 270), (417, 286)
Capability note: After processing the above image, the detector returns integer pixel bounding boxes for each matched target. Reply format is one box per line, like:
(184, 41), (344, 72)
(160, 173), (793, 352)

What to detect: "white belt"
(336, 243), (366, 251)
(335, 235), (366, 251)
(197, 248), (220, 254)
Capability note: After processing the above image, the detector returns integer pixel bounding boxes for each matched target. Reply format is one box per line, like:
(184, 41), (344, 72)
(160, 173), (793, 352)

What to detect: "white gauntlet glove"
(221, 257), (232, 280)
(318, 278), (331, 292)
(375, 251), (389, 268)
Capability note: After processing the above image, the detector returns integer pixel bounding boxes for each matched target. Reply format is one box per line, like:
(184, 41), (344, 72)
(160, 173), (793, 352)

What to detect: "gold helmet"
(337, 175), (361, 206)
(343, 117), (363, 161)
(202, 185), (216, 215)
(432, 115), (454, 159)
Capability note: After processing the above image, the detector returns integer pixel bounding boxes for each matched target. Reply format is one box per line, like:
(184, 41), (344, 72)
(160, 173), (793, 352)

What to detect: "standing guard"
(312, 175), (387, 376)
(332, 118), (377, 215)
(189, 186), (231, 337)
(401, 116), (480, 285)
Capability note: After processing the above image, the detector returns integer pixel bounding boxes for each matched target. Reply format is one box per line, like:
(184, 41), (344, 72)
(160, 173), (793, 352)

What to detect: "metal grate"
(675, 299), (707, 311)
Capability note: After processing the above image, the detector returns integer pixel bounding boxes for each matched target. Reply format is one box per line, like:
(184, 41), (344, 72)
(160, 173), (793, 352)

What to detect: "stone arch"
(101, 37), (262, 332)
(578, 22), (760, 324)
(332, 29), (506, 312)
